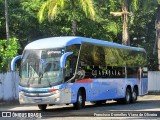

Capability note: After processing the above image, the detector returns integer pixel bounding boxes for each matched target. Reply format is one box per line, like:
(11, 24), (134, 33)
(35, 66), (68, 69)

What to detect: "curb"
(0, 100), (19, 106)
(148, 91), (160, 95)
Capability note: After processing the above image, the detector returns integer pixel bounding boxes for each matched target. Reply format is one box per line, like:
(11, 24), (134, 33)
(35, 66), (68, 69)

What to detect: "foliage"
(0, 38), (20, 72)
(0, 0), (159, 71)
(38, 0), (95, 23)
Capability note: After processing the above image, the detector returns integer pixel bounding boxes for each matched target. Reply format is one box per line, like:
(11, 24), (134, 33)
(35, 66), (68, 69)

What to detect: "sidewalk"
(148, 91), (160, 95)
(0, 100), (20, 110)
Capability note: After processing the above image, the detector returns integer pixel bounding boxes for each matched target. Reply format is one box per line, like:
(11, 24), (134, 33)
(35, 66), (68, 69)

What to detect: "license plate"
(34, 99), (42, 103)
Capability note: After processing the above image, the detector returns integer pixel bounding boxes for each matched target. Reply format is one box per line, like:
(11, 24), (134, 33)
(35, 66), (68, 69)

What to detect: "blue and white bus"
(11, 36), (148, 110)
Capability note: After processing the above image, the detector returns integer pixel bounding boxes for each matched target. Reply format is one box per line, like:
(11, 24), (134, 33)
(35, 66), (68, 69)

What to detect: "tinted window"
(76, 42), (146, 79)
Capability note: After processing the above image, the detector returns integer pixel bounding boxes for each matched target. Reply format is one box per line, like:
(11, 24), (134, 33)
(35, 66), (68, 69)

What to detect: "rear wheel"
(124, 88), (131, 104)
(131, 88), (138, 103)
(73, 90), (85, 109)
(38, 104), (47, 111)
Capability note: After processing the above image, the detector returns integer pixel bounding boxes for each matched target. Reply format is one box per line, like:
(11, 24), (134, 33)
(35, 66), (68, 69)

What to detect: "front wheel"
(73, 90), (85, 109)
(38, 104), (47, 111)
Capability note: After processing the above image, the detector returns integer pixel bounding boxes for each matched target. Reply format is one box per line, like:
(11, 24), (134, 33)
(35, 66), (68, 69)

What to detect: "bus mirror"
(11, 55), (22, 71)
(60, 52), (73, 68)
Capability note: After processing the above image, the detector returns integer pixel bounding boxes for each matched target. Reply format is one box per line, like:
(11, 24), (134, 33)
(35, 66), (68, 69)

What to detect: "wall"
(0, 71), (159, 101)
(0, 72), (19, 101)
(148, 71), (160, 92)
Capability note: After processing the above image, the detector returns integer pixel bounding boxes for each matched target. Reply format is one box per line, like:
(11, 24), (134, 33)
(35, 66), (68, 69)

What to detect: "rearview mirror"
(60, 52), (73, 68)
(11, 55), (22, 71)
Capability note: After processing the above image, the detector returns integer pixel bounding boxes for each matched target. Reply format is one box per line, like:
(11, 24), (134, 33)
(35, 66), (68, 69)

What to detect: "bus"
(11, 36), (148, 110)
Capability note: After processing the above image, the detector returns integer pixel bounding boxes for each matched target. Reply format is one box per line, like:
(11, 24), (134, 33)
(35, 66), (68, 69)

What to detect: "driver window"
(64, 56), (73, 82)
(65, 60), (72, 77)
(64, 54), (78, 82)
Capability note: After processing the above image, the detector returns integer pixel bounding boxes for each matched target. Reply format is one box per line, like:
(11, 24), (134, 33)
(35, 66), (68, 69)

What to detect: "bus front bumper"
(19, 89), (72, 105)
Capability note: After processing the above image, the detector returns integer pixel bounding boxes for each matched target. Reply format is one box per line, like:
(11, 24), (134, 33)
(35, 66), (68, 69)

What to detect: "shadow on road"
(0, 97), (160, 118)
(14, 99), (159, 118)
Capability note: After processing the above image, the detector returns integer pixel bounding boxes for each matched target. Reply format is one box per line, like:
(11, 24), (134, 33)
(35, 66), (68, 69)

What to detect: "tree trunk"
(5, 0), (10, 44)
(5, 0), (10, 71)
(155, 4), (160, 70)
(71, 0), (76, 36)
(71, 20), (76, 36)
(122, 0), (130, 46)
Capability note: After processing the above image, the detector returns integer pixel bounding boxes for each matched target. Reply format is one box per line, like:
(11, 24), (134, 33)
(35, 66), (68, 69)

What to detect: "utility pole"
(110, 1), (130, 46)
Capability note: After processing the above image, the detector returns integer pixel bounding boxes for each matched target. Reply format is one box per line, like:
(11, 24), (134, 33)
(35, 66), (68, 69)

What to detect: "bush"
(0, 38), (20, 72)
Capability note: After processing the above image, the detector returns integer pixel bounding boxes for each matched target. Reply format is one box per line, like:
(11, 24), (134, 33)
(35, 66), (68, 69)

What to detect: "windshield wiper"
(27, 77), (31, 87)
(46, 73), (52, 87)
(27, 71), (36, 87)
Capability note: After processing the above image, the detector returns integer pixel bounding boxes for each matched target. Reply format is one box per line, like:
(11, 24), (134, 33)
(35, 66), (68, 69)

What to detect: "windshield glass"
(20, 48), (64, 87)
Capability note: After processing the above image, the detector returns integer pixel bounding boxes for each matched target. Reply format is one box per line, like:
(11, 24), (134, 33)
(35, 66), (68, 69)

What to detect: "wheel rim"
(132, 91), (137, 100)
(126, 90), (130, 102)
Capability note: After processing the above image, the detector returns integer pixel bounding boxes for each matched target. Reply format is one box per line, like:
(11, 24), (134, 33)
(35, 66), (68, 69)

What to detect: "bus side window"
(85, 66), (93, 78)
(127, 67), (138, 78)
(92, 66), (97, 78)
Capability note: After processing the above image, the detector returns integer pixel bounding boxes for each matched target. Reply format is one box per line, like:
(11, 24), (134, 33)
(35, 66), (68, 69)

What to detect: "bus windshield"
(20, 49), (64, 87)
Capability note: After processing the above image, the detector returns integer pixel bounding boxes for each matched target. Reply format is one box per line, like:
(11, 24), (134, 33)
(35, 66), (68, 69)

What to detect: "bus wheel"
(73, 90), (85, 109)
(38, 104), (47, 111)
(131, 88), (138, 103)
(124, 88), (131, 104)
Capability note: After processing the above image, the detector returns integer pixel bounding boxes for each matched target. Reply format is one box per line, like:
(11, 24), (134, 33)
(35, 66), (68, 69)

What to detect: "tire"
(73, 90), (85, 110)
(38, 104), (47, 111)
(123, 88), (131, 104)
(131, 88), (138, 103)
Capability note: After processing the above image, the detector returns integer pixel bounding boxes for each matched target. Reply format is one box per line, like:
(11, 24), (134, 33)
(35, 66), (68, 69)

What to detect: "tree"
(5, 0), (10, 44)
(143, 0), (160, 70)
(155, 2), (160, 70)
(38, 0), (95, 35)
(0, 38), (20, 72)
(109, 0), (139, 45)
(0, 0), (158, 71)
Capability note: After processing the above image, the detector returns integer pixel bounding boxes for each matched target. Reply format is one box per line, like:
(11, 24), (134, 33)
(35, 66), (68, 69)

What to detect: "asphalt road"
(0, 95), (160, 119)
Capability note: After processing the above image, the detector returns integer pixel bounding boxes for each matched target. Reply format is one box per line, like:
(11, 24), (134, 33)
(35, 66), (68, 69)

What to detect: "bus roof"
(25, 36), (145, 51)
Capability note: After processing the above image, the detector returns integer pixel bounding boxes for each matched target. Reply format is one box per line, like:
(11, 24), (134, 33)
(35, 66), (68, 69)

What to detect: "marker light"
(49, 89), (58, 92)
